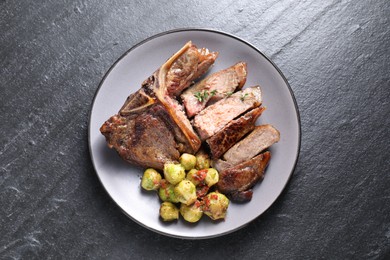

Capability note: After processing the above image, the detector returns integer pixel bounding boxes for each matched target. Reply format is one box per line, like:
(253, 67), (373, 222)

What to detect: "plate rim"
(88, 27), (302, 239)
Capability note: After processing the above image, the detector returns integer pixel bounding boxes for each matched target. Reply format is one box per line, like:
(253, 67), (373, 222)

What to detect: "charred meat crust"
(216, 151), (271, 197)
(206, 106), (266, 159)
(100, 105), (181, 170)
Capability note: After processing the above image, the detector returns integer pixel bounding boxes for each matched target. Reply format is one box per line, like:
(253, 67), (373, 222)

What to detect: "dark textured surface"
(1, 0), (389, 259)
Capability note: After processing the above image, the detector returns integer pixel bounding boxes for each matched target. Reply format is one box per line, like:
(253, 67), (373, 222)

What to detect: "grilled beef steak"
(181, 62), (247, 117)
(193, 86), (262, 141)
(100, 42), (280, 204)
(100, 42), (218, 170)
(217, 151), (271, 201)
(100, 106), (180, 170)
(222, 124), (280, 165)
(206, 106), (265, 159)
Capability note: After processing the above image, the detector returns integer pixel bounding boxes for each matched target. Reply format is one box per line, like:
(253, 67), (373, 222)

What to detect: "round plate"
(88, 28), (301, 239)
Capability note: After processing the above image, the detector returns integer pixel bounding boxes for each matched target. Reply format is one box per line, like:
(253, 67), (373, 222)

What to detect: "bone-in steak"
(100, 42), (218, 170)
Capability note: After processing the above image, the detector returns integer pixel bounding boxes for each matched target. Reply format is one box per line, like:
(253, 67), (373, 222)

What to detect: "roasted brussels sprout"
(205, 168), (219, 187)
(179, 153), (197, 171)
(174, 180), (197, 205)
(141, 168), (162, 191)
(160, 202), (179, 221)
(158, 180), (179, 203)
(202, 192), (229, 220)
(186, 169), (207, 186)
(195, 151), (210, 170)
(164, 163), (185, 185)
(180, 201), (203, 223)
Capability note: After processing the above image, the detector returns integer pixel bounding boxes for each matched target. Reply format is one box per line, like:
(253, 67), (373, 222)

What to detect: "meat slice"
(193, 86), (262, 141)
(206, 107), (265, 159)
(211, 159), (232, 173)
(216, 151), (271, 201)
(222, 124), (280, 165)
(181, 62), (247, 117)
(101, 42), (218, 170)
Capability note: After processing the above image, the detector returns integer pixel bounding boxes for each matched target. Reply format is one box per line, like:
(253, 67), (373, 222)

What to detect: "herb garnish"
(240, 93), (249, 101)
(226, 91), (234, 97)
(194, 90), (217, 103)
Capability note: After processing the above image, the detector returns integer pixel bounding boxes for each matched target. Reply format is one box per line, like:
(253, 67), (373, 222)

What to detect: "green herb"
(240, 93), (249, 101)
(194, 90), (217, 103)
(194, 91), (204, 102)
(226, 91), (234, 97)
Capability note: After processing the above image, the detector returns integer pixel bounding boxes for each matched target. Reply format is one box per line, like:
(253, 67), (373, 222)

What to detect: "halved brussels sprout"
(180, 201), (203, 223)
(160, 202), (179, 221)
(158, 180), (179, 203)
(164, 163), (185, 185)
(202, 192), (229, 220)
(179, 153), (197, 171)
(205, 168), (219, 187)
(141, 168), (162, 191)
(174, 180), (197, 205)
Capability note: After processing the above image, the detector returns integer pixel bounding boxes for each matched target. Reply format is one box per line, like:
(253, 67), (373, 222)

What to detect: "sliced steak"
(206, 106), (265, 159)
(101, 42), (217, 170)
(216, 151), (271, 201)
(193, 86), (262, 141)
(222, 124), (280, 165)
(211, 159), (233, 173)
(181, 62), (247, 117)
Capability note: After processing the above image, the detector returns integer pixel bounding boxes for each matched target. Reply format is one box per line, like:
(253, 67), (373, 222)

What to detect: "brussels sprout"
(195, 151), (210, 170)
(186, 169), (207, 186)
(180, 201), (203, 223)
(202, 192), (229, 220)
(160, 202), (179, 221)
(141, 168), (162, 191)
(158, 180), (179, 203)
(164, 163), (185, 185)
(179, 153), (197, 171)
(205, 168), (219, 187)
(174, 180), (197, 205)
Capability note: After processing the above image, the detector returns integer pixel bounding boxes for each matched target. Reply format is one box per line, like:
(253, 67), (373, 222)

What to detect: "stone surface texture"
(1, 0), (389, 259)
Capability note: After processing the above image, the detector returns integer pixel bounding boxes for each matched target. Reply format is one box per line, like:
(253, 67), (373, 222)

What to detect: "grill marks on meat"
(193, 86), (262, 141)
(100, 42), (217, 170)
(181, 62), (247, 117)
(206, 106), (265, 159)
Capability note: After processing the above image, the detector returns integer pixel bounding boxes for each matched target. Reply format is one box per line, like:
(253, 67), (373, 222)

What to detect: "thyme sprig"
(240, 93), (249, 101)
(194, 90), (217, 102)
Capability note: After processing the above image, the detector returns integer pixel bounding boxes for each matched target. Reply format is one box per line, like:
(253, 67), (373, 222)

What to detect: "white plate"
(88, 29), (301, 239)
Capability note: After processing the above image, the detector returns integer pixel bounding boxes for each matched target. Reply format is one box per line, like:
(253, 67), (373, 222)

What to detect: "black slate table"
(1, 0), (389, 259)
